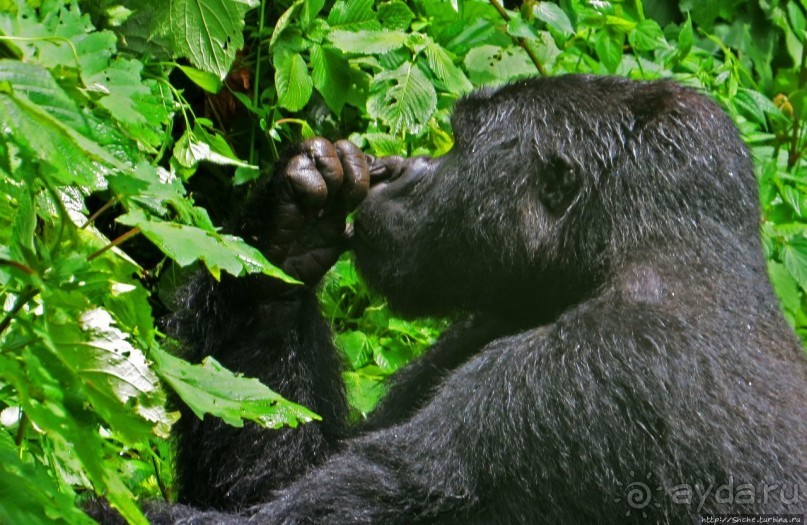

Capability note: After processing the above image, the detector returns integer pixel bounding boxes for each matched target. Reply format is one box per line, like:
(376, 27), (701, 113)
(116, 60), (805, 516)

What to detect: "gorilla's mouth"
(365, 155), (434, 197)
(366, 155), (406, 185)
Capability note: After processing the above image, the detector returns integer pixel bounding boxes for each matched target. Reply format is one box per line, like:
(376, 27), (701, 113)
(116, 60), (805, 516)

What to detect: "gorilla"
(149, 75), (807, 523)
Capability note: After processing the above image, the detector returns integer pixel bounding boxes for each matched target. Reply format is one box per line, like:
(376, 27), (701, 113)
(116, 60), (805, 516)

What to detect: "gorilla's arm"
(245, 309), (669, 525)
(363, 316), (512, 431)
(168, 139), (369, 508)
(169, 275), (348, 508)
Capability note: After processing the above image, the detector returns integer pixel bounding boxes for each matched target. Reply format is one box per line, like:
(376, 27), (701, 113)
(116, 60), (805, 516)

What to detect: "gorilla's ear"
(536, 154), (581, 216)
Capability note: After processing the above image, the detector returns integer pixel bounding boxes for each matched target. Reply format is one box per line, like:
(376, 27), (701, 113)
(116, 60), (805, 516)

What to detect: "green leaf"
(463, 45), (535, 85)
(86, 58), (173, 148)
(343, 370), (385, 415)
(269, 0), (302, 50)
(178, 65), (223, 93)
(68, 307), (176, 438)
(328, 29), (408, 54)
(678, 14), (694, 57)
(117, 210), (298, 283)
(734, 88), (781, 126)
(151, 347), (319, 428)
(5, 346), (149, 525)
(0, 59), (90, 135)
(506, 18), (539, 40)
(533, 2), (574, 35)
(105, 5), (134, 26)
(233, 165), (261, 185)
(0, 429), (95, 525)
(109, 163), (195, 221)
(310, 44), (350, 113)
(0, 8), (170, 154)
(169, 0), (259, 79)
(363, 132), (405, 156)
(337, 331), (373, 368)
(0, 2), (118, 80)
(594, 31), (623, 73)
(327, 0), (378, 30)
(378, 0), (415, 30)
(629, 19), (666, 52)
(302, 0), (326, 28)
(783, 237), (807, 292)
(604, 15), (636, 33)
(788, 2), (806, 40)
(173, 130), (254, 169)
(368, 62), (437, 135)
(424, 39), (472, 95)
(768, 261), (801, 315)
(275, 51), (314, 112)
(0, 86), (119, 189)
(10, 184), (34, 263)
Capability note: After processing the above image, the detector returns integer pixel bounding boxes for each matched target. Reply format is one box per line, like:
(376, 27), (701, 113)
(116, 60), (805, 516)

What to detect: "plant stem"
(87, 227), (141, 261)
(250, 0), (268, 166)
(634, 0), (645, 21)
(788, 42), (807, 170)
(488, 0), (547, 76)
(81, 197), (118, 229)
(0, 259), (35, 275)
(14, 413), (27, 446)
(0, 287), (37, 337)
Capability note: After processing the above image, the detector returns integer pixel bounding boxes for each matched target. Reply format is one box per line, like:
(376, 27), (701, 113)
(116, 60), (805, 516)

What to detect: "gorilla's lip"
(347, 217), (372, 250)
(366, 155), (406, 185)
(366, 156), (432, 197)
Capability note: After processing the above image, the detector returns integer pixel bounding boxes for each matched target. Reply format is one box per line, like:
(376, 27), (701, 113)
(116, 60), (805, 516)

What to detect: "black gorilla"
(156, 75), (807, 523)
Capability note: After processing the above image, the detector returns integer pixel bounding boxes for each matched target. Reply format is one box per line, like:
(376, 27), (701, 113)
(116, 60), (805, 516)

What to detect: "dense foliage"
(0, 0), (806, 522)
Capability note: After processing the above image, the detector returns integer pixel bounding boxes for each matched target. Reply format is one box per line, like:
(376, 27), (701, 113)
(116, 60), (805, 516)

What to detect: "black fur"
(155, 75), (807, 524)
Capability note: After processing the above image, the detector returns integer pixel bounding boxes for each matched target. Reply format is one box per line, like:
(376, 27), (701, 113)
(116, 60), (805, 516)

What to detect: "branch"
(0, 287), (37, 336)
(488, 0), (547, 77)
(87, 227), (141, 261)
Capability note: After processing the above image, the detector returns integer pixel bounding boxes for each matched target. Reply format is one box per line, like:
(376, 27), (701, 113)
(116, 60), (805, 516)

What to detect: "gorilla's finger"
(269, 200), (305, 245)
(301, 138), (343, 199)
(284, 154), (328, 211)
(334, 140), (370, 209)
(367, 155), (406, 185)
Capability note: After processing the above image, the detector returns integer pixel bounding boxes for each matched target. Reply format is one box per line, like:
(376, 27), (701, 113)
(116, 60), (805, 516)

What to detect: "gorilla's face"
(351, 100), (572, 319)
(352, 75), (758, 320)
(351, 150), (454, 317)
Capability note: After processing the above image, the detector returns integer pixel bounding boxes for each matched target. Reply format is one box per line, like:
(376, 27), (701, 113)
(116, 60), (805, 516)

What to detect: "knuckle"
(334, 140), (360, 156)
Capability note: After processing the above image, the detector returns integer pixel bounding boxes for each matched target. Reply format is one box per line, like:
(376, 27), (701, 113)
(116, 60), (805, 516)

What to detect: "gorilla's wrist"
(234, 179), (276, 255)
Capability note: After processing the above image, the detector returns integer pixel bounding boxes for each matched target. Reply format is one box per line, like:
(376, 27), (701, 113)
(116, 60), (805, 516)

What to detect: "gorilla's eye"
(535, 155), (581, 216)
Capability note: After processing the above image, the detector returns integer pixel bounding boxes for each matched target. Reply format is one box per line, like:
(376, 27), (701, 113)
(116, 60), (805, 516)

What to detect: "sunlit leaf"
(328, 29), (408, 54)
(0, 429), (94, 525)
(368, 62), (437, 134)
(117, 210), (298, 283)
(178, 65), (223, 93)
(168, 0), (259, 79)
(275, 51), (314, 112)
(533, 2), (574, 35)
(310, 44), (350, 113)
(464, 45), (534, 85)
(629, 19), (666, 52)
(424, 39), (472, 95)
(151, 348), (319, 428)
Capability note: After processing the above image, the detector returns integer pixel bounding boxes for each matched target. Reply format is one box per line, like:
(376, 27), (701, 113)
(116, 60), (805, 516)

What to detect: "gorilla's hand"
(265, 138), (369, 286)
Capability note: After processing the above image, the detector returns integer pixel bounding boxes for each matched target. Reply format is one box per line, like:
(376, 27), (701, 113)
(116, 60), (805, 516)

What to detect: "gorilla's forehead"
(451, 75), (641, 156)
(451, 74), (720, 161)
(452, 75), (630, 139)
